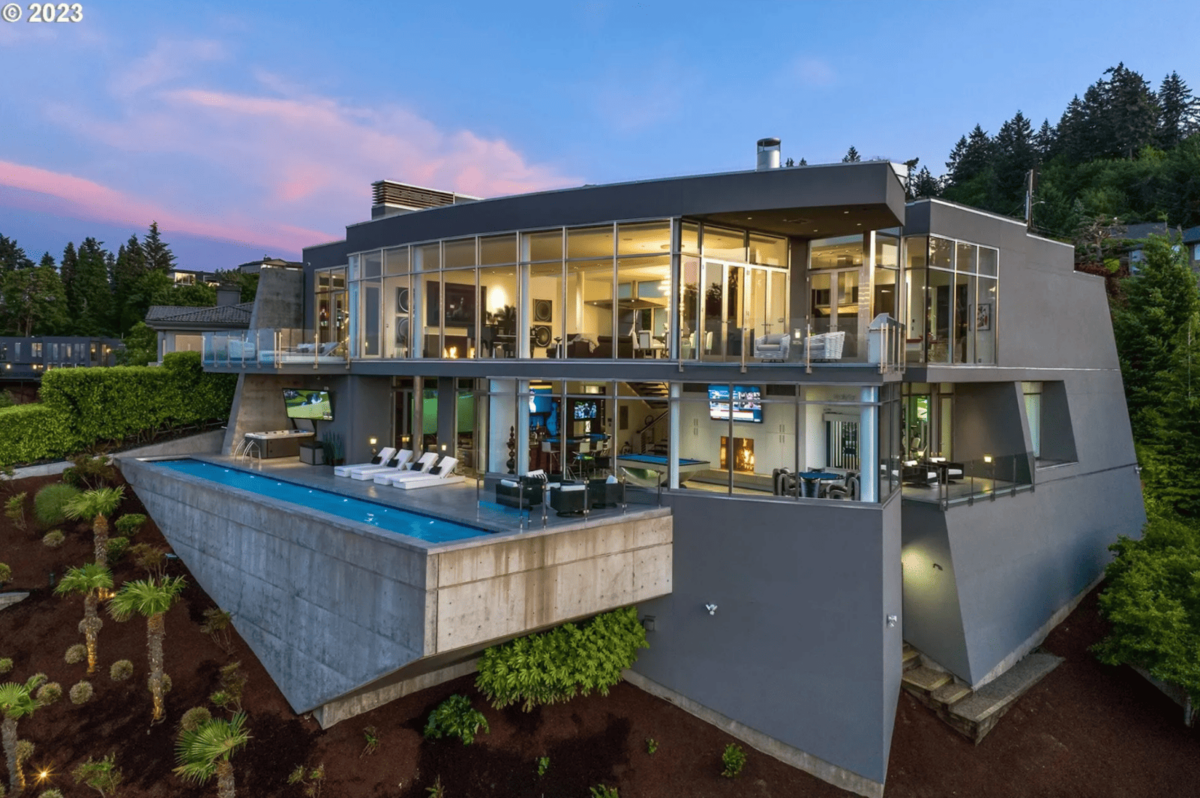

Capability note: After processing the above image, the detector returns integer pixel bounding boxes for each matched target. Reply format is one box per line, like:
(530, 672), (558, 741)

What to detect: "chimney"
(216, 285), (241, 307)
(756, 138), (781, 171)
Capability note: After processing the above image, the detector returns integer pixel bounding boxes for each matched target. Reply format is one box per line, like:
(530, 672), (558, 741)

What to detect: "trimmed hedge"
(0, 352), (236, 467)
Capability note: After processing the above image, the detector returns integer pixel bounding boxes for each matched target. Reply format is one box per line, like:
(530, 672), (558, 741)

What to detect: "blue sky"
(1, 0), (1197, 268)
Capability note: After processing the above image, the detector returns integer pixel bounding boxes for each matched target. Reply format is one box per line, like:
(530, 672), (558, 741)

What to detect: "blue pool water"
(154, 459), (488, 543)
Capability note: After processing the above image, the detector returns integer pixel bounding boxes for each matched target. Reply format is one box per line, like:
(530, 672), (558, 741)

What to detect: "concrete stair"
(900, 643), (1063, 744)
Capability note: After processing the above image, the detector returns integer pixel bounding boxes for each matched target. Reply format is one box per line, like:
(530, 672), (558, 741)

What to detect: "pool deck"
(188, 455), (668, 544)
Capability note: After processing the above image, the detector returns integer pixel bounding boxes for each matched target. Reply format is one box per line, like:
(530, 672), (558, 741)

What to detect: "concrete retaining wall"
(122, 457), (672, 720)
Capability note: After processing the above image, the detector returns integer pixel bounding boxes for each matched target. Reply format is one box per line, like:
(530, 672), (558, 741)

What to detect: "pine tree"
(911, 167), (941, 199)
(143, 222), (176, 273)
(842, 146), (860, 163)
(61, 241), (80, 324)
(74, 238), (115, 336)
(112, 234), (148, 334)
(1104, 63), (1159, 159)
(992, 111), (1038, 213)
(0, 235), (34, 272)
(1056, 95), (1088, 163)
(1157, 71), (1200, 150)
(1034, 119), (1056, 162)
(0, 260), (69, 335)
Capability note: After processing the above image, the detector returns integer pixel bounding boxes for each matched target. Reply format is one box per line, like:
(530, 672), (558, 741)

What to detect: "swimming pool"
(153, 459), (488, 544)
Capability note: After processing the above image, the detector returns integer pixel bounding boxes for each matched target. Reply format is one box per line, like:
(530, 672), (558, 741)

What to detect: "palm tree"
(108, 577), (187, 722)
(64, 487), (125, 567)
(174, 712), (250, 798)
(0, 677), (39, 795)
(54, 563), (114, 675)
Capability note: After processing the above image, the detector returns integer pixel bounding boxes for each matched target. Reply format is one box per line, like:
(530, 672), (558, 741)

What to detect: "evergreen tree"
(0, 260), (69, 336)
(1055, 95), (1088, 162)
(945, 125), (993, 188)
(0, 235), (34, 272)
(1112, 234), (1199, 440)
(1034, 119), (1056, 162)
(74, 237), (115, 335)
(112, 234), (148, 335)
(842, 146), (860, 163)
(992, 111), (1038, 213)
(61, 241), (80, 325)
(911, 167), (941, 199)
(1157, 71), (1200, 150)
(1104, 63), (1159, 159)
(143, 221), (176, 273)
(39, 251), (55, 269)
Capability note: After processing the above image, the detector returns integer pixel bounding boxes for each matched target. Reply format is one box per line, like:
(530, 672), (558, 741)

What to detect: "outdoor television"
(573, 399), (599, 420)
(283, 389), (333, 421)
(708, 385), (762, 423)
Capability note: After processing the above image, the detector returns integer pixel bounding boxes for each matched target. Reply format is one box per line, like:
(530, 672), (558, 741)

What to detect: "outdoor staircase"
(901, 642), (1063, 744)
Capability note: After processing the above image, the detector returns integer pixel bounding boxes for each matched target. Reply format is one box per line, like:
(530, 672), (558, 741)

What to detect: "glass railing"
(715, 315), (905, 372)
(898, 453), (1033, 507)
(202, 329), (349, 368)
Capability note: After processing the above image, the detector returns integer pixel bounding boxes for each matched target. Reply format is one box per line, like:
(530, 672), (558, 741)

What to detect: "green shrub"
(72, 754), (122, 797)
(536, 756), (549, 777)
(106, 536), (130, 563)
(114, 513), (147, 538)
(475, 606), (649, 711)
(721, 743), (747, 778)
(590, 786), (618, 798)
(179, 706), (212, 732)
(38, 790), (65, 798)
(362, 725), (380, 756)
(65, 644), (87, 665)
(26, 673), (47, 691)
(0, 352), (236, 468)
(4, 493), (25, 531)
(35, 682), (63, 706)
(0, 562), (11, 587)
(41, 530), (65, 548)
(423, 694), (489, 745)
(0, 658), (11, 674)
(646, 737), (658, 754)
(69, 681), (94, 704)
(66, 455), (117, 489)
(109, 660), (133, 681)
(34, 483), (81, 526)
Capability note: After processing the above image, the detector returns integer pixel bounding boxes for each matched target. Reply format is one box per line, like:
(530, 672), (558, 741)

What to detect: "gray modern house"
(121, 144), (1144, 797)
(0, 335), (123, 381)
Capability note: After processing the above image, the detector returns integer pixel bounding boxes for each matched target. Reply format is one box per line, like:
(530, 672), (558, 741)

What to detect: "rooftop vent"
(756, 137), (781, 171)
(370, 180), (480, 219)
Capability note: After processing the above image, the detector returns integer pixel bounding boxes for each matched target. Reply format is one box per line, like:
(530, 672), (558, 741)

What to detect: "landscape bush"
(0, 657), (11, 674)
(475, 606), (649, 711)
(0, 352), (236, 467)
(423, 694), (489, 745)
(4, 492), (26, 530)
(109, 660), (133, 681)
(114, 513), (146, 538)
(65, 644), (87, 665)
(0, 562), (11, 588)
(41, 530), (65, 548)
(721, 743), (747, 778)
(179, 706), (212, 732)
(33, 483), (81, 526)
(35, 682), (62, 706)
(38, 789), (65, 798)
(69, 680), (94, 704)
(106, 536), (130, 563)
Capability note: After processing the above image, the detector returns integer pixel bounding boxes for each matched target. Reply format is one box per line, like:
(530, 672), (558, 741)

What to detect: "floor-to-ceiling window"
(905, 235), (999, 365)
(314, 266), (348, 353)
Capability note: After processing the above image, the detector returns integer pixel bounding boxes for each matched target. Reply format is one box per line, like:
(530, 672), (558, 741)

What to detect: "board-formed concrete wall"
(122, 457), (672, 717)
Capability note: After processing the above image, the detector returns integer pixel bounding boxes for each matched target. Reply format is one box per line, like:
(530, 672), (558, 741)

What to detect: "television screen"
(529, 389), (554, 417)
(283, 389), (333, 421)
(708, 385), (762, 423)
(573, 400), (599, 420)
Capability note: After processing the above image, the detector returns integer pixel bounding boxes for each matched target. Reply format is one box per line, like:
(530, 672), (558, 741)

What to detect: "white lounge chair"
(393, 457), (465, 490)
(349, 449), (412, 480)
(374, 451), (439, 485)
(334, 447), (397, 478)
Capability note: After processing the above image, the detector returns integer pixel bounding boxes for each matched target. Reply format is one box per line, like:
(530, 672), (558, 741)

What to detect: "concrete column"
(437, 376), (457, 459)
(860, 386), (879, 503)
(488, 379), (516, 474)
(517, 380), (530, 474)
(669, 382), (681, 489)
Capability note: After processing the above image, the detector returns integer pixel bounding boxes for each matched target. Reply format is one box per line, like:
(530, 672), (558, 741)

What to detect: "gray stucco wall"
(633, 492), (902, 784)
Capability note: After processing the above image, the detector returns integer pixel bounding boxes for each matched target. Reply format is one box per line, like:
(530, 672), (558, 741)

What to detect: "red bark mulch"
(1, 471), (1197, 797)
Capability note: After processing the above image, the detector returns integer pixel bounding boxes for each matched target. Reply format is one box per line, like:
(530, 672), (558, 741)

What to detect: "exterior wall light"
(705, 603), (718, 616)
(886, 615), (898, 628)
(369, 437), (378, 456)
(983, 454), (993, 464)
(641, 615), (656, 633)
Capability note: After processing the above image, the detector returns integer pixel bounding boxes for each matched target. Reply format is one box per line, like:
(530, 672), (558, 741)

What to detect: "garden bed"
(2, 471), (1198, 797)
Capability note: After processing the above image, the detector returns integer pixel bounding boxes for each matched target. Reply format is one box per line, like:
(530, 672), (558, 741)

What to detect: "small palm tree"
(0, 677), (39, 795)
(64, 487), (125, 567)
(174, 712), (250, 798)
(54, 563), (114, 675)
(108, 576), (187, 722)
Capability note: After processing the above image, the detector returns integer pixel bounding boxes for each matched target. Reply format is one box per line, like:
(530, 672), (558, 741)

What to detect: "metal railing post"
(740, 325), (747, 373)
(805, 322), (812, 374)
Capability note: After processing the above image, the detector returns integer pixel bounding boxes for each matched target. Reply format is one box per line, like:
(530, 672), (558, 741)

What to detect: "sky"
(1, 0), (1198, 269)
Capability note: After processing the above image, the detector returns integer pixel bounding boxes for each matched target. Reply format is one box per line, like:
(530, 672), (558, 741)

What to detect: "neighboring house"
(125, 153), (1144, 797)
(0, 336), (123, 381)
(144, 285), (252, 363)
(167, 267), (221, 286)
(1184, 225), (1200, 271)
(1114, 221), (1199, 271)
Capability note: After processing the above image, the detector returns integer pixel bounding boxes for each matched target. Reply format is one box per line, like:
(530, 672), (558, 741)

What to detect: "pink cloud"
(0, 160), (332, 253)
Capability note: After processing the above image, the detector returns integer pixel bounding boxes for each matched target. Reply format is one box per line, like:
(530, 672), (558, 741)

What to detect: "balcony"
(899, 453), (1033, 509)
(203, 329), (349, 370)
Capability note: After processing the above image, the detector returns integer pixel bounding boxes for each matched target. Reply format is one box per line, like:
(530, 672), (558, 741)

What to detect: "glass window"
(527, 261), (564, 358)
(362, 250), (382, 279)
(749, 233), (788, 267)
(1023, 382), (1042, 458)
(567, 261), (614, 357)
(617, 221), (671, 257)
(415, 243), (440, 272)
(443, 238), (476, 269)
(480, 234), (518, 266)
(479, 265), (518, 359)
(682, 221), (700, 255)
(439, 270), (476, 359)
(384, 272), (411, 358)
(954, 269), (976, 364)
(810, 235), (863, 270)
(679, 256), (701, 360)
(926, 269), (952, 364)
(702, 227), (746, 261)
(384, 246), (409, 275)
(930, 236), (953, 270)
(567, 226), (613, 260)
(956, 242), (977, 274)
(979, 246), (998, 277)
(977, 277), (997, 364)
(617, 255), (670, 359)
(524, 229), (563, 263)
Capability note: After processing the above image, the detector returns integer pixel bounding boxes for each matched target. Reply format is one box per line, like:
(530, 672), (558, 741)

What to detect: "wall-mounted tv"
(283, 389), (333, 421)
(709, 385), (762, 423)
(573, 399), (599, 420)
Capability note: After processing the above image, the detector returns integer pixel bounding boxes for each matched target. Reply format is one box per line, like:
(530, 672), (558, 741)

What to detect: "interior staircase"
(626, 381), (669, 400)
(901, 642), (1063, 744)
